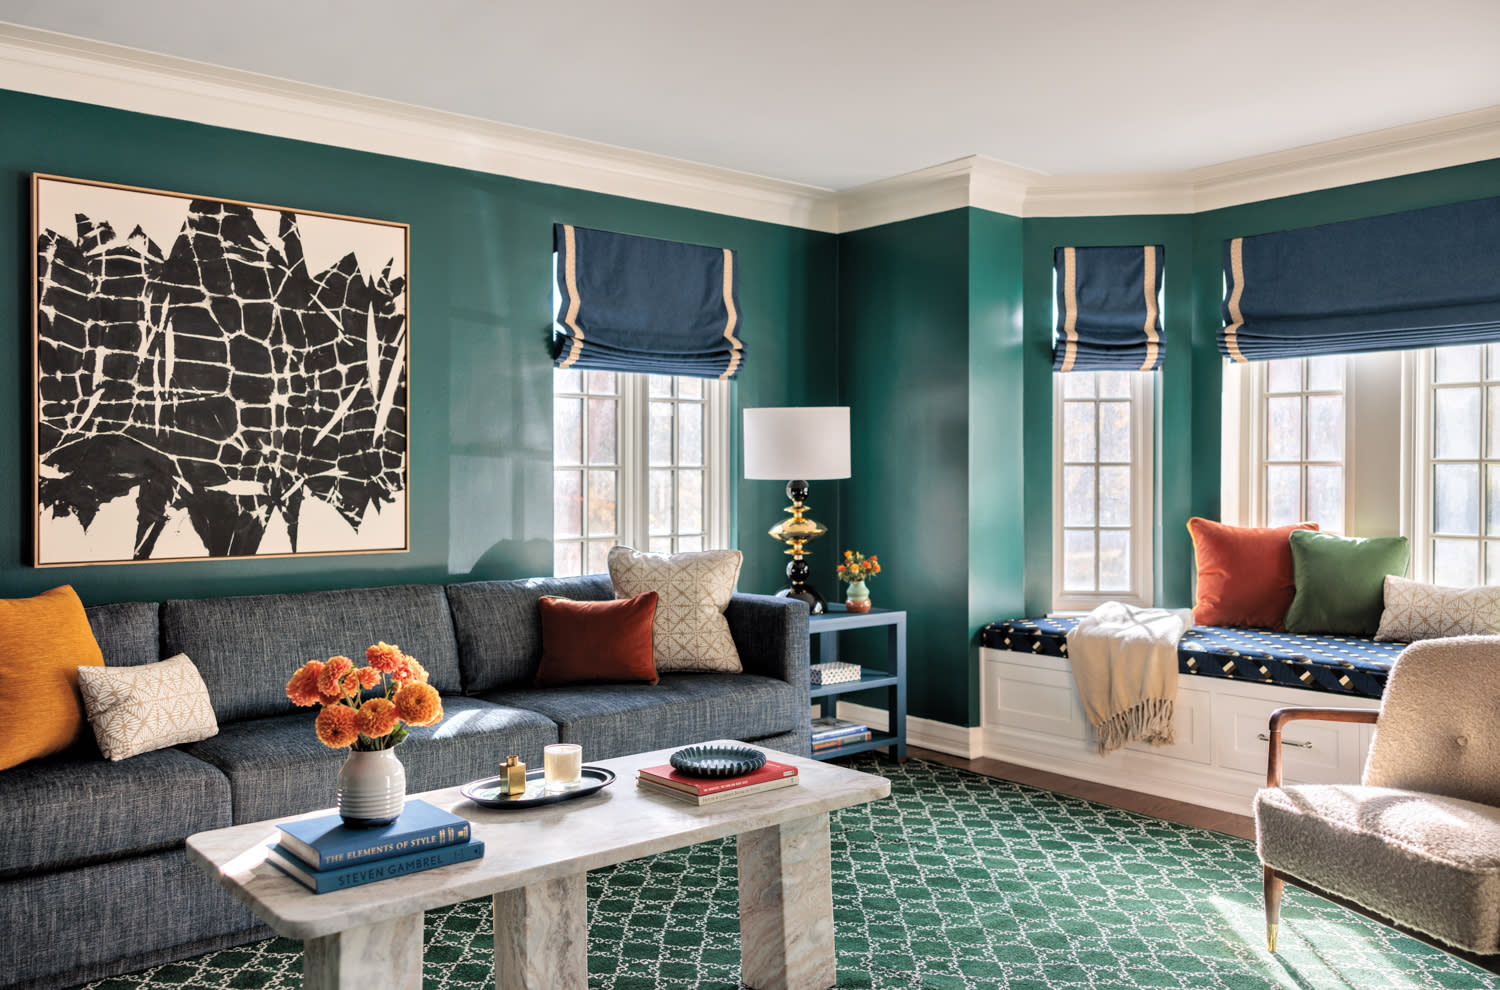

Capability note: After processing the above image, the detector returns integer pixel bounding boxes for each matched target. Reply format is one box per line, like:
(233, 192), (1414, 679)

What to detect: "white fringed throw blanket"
(1066, 601), (1195, 755)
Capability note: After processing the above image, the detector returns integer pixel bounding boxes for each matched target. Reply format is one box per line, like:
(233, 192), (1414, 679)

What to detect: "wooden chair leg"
(1264, 866), (1283, 953)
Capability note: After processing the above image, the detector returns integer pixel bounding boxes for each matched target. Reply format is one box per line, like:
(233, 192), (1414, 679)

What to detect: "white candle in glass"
(543, 743), (583, 791)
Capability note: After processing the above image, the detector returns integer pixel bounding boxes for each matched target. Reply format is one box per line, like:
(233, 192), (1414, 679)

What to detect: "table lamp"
(742, 407), (851, 614)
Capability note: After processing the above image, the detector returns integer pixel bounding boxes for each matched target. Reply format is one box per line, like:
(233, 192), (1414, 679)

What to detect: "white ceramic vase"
(338, 747), (406, 828)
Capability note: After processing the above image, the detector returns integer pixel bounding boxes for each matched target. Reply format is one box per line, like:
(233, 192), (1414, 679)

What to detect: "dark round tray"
(459, 766), (615, 808)
(669, 744), (766, 778)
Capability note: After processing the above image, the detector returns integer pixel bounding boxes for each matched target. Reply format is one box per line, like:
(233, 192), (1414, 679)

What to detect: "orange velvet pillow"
(0, 585), (104, 771)
(1186, 518), (1319, 629)
(536, 592), (659, 686)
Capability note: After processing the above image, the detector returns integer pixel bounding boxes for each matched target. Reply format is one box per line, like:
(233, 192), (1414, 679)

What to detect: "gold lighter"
(501, 755), (527, 796)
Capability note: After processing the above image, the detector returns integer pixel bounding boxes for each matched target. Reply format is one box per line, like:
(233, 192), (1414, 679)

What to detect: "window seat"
(981, 617), (1403, 700)
(979, 617), (1398, 815)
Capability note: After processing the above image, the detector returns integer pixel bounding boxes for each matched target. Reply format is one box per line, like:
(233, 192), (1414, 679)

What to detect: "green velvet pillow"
(1284, 530), (1411, 635)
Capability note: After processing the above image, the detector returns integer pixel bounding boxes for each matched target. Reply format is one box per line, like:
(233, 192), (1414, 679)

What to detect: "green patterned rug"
(82, 758), (1499, 989)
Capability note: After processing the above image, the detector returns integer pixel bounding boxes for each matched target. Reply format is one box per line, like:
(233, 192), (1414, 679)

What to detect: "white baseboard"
(828, 701), (984, 760)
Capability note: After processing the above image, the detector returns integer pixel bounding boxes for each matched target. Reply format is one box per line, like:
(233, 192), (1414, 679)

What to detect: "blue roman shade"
(1052, 245), (1165, 372)
(552, 224), (744, 379)
(1220, 196), (1500, 362)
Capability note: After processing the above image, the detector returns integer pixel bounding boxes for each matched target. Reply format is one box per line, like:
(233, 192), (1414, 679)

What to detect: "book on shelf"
(636, 759), (798, 796)
(266, 836), (485, 894)
(810, 717), (870, 742)
(813, 731), (872, 751)
(637, 774), (798, 806)
(277, 798), (471, 871)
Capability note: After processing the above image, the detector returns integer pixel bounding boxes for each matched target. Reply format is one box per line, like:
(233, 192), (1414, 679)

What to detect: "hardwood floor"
(908, 746), (1257, 841)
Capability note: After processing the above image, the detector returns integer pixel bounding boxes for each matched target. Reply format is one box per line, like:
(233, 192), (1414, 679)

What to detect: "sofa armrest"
(725, 593), (809, 694)
(1265, 706), (1380, 788)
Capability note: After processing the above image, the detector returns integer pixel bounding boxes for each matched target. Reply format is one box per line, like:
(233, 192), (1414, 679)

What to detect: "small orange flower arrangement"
(286, 642), (443, 751)
(836, 549), (882, 584)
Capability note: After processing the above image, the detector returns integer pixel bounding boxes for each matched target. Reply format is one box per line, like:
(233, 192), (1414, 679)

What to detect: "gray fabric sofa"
(1, 574), (810, 990)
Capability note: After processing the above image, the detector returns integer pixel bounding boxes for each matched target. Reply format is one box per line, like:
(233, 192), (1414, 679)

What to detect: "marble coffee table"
(186, 744), (890, 990)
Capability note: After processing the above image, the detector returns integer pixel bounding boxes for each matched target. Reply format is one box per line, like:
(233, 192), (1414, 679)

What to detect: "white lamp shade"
(743, 407), (851, 480)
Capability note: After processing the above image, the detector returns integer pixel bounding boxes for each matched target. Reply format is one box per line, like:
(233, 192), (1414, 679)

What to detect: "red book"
(637, 760), (798, 795)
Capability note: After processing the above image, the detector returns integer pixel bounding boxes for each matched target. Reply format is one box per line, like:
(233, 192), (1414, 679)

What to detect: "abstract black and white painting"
(33, 175), (409, 566)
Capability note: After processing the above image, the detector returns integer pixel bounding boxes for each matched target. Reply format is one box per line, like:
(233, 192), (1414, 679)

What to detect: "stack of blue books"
(266, 800), (483, 894)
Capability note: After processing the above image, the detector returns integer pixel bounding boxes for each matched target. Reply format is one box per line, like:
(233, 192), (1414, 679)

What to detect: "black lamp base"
(776, 555), (827, 614)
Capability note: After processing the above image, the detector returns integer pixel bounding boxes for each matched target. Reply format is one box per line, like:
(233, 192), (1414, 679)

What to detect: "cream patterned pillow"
(608, 546), (743, 673)
(1374, 574), (1500, 642)
(77, 654), (219, 760)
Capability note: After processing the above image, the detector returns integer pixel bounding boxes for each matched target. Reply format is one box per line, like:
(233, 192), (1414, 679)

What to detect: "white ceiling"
(1, 0), (1498, 191)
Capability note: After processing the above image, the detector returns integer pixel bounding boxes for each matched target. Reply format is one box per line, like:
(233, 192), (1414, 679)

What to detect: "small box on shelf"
(810, 661), (862, 686)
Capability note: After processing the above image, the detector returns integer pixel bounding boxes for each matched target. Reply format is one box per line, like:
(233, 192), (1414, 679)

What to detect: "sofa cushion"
(182, 697), (558, 824)
(608, 545), (744, 673)
(1256, 784), (1500, 954)
(447, 575), (615, 692)
(162, 584), (463, 724)
(0, 585), (105, 771)
(0, 746), (230, 877)
(85, 600), (162, 667)
(484, 672), (799, 759)
(537, 592), (659, 686)
(79, 653), (220, 761)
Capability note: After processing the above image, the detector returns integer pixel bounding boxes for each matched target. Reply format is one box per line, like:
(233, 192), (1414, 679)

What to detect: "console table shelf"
(808, 605), (906, 761)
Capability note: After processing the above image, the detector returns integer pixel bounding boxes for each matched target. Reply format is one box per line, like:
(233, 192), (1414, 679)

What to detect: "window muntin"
(1260, 356), (1346, 531)
(1420, 344), (1500, 586)
(553, 370), (727, 576)
(1053, 370), (1154, 608)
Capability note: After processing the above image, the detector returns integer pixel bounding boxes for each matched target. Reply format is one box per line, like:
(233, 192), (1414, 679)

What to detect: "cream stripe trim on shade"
(1141, 245), (1160, 371)
(719, 248), (742, 380)
(1060, 246), (1079, 372)
(558, 224), (587, 368)
(1224, 237), (1248, 363)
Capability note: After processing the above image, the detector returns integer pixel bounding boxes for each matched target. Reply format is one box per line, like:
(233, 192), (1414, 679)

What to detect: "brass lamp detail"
(769, 480), (827, 612)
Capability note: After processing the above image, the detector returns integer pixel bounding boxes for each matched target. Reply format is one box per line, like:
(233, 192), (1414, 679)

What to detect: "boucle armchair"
(1254, 635), (1500, 972)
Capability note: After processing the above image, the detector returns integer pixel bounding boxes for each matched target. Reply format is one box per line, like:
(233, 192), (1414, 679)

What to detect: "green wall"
(0, 89), (840, 604)
(837, 208), (1026, 726)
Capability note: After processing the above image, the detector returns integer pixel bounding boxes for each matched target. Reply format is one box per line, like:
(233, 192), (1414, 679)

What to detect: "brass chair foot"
(1267, 923), (1278, 954)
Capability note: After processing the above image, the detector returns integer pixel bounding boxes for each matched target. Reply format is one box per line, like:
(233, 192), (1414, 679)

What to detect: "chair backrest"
(1363, 635), (1500, 807)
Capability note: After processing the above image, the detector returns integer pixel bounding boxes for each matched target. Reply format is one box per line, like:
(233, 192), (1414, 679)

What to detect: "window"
(1412, 345), (1500, 586)
(1258, 356), (1346, 531)
(1053, 370), (1155, 609)
(553, 370), (729, 576)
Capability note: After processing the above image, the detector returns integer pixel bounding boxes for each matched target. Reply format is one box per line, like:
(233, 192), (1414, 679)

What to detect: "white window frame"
(553, 371), (730, 576)
(1222, 351), (1404, 540)
(1051, 371), (1156, 611)
(1405, 346), (1500, 586)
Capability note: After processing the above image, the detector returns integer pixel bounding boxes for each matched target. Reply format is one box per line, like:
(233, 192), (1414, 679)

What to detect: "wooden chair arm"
(1265, 707), (1380, 788)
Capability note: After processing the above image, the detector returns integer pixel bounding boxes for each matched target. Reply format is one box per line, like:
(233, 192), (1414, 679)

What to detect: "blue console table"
(807, 605), (907, 761)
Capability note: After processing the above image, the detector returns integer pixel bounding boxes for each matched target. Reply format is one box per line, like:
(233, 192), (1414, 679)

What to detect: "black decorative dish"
(459, 766), (616, 808)
(669, 744), (767, 778)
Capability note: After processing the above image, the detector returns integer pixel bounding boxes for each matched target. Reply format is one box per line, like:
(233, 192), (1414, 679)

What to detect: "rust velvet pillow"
(1186, 518), (1319, 629)
(536, 592), (659, 686)
(0, 585), (105, 771)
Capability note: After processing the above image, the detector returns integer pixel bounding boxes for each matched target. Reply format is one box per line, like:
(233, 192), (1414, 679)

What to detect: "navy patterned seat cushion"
(484, 672), (802, 757)
(981, 617), (1403, 699)
(182, 697), (557, 824)
(0, 747), (230, 877)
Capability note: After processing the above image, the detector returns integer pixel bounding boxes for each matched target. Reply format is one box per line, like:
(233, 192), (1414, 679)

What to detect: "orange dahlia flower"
(394, 682), (443, 727)
(285, 661), (325, 707)
(355, 697), (399, 738)
(314, 704), (360, 748)
(356, 666), (382, 690)
(393, 655), (429, 685)
(366, 641), (406, 674)
(318, 656), (355, 699)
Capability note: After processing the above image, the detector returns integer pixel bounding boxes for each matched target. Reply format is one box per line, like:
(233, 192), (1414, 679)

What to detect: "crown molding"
(0, 22), (1496, 232)
(0, 22), (839, 232)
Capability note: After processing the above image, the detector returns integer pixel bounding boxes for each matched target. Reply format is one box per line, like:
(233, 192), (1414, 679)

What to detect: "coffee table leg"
(492, 873), (587, 990)
(305, 912), (423, 990)
(738, 812), (836, 990)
